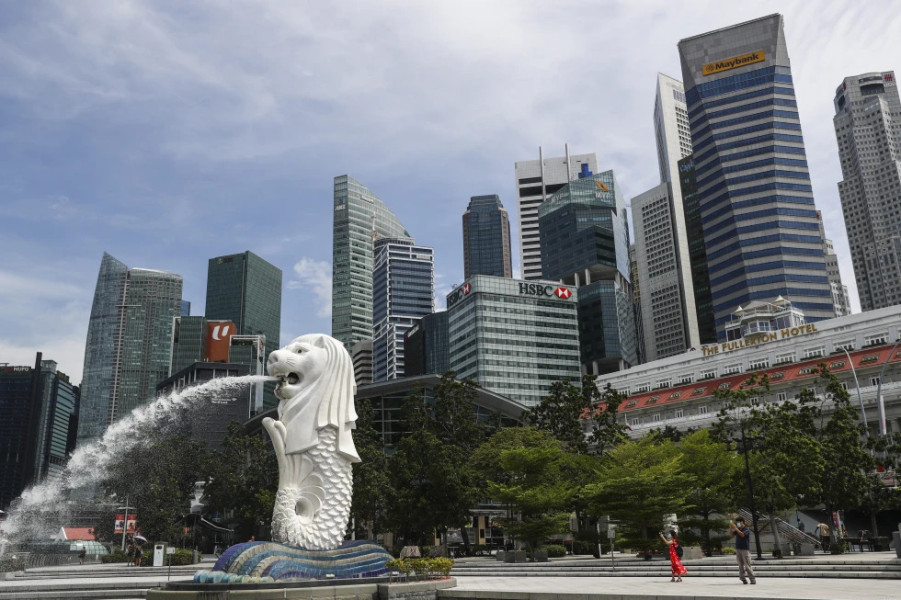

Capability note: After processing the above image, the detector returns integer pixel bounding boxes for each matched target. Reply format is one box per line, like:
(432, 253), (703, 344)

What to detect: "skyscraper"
(462, 195), (512, 278)
(447, 275), (581, 407)
(833, 71), (901, 311)
(632, 183), (696, 361)
(817, 211), (852, 317)
(205, 251), (282, 411)
(371, 237), (434, 381)
(539, 169), (638, 374)
(514, 147), (598, 280)
(331, 175), (410, 350)
(631, 73), (700, 361)
(0, 355), (79, 509)
(678, 155), (718, 345)
(678, 14), (835, 339)
(77, 253), (182, 447)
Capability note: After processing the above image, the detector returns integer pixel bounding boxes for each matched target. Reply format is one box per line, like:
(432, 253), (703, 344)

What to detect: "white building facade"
(514, 147), (598, 281)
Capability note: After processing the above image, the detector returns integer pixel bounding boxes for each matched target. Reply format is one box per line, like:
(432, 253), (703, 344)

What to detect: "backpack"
(675, 543), (684, 559)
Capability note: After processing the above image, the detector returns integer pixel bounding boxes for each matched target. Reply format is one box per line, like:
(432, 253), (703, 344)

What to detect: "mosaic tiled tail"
(193, 540), (392, 583)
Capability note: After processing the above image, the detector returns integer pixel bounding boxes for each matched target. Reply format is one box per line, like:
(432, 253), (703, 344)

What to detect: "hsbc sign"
(447, 282), (472, 308)
(518, 283), (573, 299)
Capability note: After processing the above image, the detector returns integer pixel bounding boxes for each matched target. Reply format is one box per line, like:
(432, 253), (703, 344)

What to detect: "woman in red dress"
(659, 529), (687, 582)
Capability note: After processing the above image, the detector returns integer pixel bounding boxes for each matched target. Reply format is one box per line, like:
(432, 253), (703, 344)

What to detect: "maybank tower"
(678, 14), (835, 340)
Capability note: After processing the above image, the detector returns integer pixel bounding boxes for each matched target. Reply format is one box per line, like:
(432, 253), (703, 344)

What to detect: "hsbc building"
(446, 275), (581, 407)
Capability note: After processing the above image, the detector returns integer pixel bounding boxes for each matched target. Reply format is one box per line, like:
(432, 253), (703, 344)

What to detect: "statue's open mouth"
(286, 373), (299, 385)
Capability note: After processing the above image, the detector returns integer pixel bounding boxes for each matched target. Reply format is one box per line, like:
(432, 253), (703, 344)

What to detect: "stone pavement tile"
(448, 575), (901, 600)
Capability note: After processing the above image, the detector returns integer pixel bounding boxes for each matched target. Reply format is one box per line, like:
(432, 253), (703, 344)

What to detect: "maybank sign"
(702, 50), (766, 76)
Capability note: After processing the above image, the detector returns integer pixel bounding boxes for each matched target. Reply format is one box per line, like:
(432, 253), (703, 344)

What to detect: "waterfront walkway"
(1, 551), (900, 599)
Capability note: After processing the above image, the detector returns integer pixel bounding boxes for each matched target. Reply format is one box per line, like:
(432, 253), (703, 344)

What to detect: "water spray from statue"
(1, 374), (278, 549)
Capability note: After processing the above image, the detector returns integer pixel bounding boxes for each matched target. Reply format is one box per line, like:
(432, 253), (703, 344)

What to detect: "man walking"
(729, 517), (756, 585)
(817, 522), (831, 552)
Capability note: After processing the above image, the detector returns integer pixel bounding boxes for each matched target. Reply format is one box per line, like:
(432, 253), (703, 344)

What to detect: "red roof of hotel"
(585, 344), (901, 416)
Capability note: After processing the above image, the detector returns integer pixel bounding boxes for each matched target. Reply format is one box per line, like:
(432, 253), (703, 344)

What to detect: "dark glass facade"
(679, 14), (834, 338)
(462, 195), (512, 278)
(1, 356), (79, 510)
(678, 155), (717, 345)
(372, 237), (434, 381)
(404, 312), (450, 376)
(538, 171), (636, 374)
(156, 362), (251, 450)
(205, 251), (282, 410)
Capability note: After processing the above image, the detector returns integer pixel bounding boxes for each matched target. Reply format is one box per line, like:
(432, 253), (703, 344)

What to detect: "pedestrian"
(728, 517), (756, 585)
(134, 544), (143, 567)
(817, 522), (830, 551)
(658, 529), (687, 582)
(78, 547), (87, 565)
(126, 543), (135, 566)
(213, 543), (221, 558)
(797, 519), (806, 534)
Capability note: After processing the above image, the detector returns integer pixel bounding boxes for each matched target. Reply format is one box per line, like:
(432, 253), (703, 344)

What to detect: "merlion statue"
(262, 334), (359, 550)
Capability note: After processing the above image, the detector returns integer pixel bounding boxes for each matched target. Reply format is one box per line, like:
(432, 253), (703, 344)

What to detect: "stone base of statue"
(193, 540), (392, 583)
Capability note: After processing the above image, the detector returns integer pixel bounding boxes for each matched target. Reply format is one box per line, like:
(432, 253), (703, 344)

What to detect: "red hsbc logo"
(554, 287), (572, 299)
(462, 283), (471, 295)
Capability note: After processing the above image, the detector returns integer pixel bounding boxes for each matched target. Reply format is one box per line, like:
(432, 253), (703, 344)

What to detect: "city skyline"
(2, 2), (899, 383)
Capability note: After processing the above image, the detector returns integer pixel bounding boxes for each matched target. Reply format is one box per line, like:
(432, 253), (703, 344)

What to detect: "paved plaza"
(1, 552), (900, 599)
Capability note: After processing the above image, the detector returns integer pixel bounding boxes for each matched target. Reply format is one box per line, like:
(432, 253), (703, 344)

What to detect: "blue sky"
(2, 1), (899, 384)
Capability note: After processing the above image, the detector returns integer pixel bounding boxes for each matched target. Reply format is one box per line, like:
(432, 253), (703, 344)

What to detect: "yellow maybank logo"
(702, 50), (766, 76)
(595, 180), (610, 193)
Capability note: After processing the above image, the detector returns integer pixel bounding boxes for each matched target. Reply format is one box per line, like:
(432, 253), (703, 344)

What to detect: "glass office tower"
(678, 14), (835, 339)
(205, 251), (282, 410)
(538, 169), (638, 374)
(462, 195), (513, 278)
(447, 275), (581, 407)
(77, 253), (183, 447)
(372, 237), (434, 381)
(331, 175), (410, 350)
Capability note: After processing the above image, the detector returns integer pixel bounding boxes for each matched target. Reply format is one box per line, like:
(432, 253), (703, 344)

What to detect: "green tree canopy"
(471, 427), (573, 553)
(203, 422), (278, 541)
(583, 435), (693, 551)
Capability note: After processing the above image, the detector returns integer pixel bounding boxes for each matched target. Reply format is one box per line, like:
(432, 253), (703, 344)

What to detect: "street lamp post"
(736, 420), (764, 560)
(118, 499), (135, 552)
(841, 348), (867, 426)
(874, 337), (901, 437)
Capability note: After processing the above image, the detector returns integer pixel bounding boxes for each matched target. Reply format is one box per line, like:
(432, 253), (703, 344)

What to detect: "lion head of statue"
(267, 333), (359, 462)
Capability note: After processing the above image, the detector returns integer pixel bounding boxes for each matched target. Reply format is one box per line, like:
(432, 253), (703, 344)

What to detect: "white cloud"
(289, 257), (332, 319)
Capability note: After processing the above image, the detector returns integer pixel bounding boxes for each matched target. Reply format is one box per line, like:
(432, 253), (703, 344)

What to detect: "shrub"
(830, 541), (847, 555)
(722, 546), (736, 555)
(385, 557), (454, 580)
(572, 540), (596, 556)
(102, 551), (128, 563)
(541, 544), (567, 558)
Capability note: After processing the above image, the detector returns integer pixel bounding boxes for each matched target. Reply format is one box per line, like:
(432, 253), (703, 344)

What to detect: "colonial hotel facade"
(596, 299), (901, 437)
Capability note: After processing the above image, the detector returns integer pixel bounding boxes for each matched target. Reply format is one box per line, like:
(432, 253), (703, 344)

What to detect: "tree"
(587, 381), (630, 456)
(387, 427), (477, 547)
(102, 434), (211, 544)
(813, 367), (873, 533)
(677, 429), (741, 554)
(470, 427), (572, 554)
(385, 384), (482, 549)
(525, 379), (591, 454)
(203, 422), (278, 541)
(583, 436), (693, 553)
(350, 398), (391, 540)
